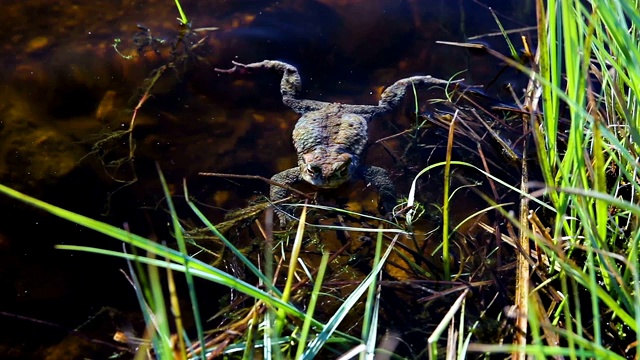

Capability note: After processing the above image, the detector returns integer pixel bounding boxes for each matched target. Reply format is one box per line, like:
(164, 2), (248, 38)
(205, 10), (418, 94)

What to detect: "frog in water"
(217, 60), (451, 224)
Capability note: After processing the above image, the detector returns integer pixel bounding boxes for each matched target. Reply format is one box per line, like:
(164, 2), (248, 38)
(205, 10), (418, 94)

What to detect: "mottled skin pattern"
(218, 60), (451, 224)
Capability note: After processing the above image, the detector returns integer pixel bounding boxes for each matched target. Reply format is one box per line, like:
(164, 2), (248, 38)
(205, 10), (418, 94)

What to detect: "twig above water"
(198, 172), (314, 200)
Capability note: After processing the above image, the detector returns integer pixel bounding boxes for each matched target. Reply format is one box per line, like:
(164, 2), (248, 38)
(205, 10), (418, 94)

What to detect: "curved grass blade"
(183, 180), (282, 296)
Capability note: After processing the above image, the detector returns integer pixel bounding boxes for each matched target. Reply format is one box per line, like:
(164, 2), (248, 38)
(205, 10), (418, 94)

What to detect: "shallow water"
(0, 0), (535, 358)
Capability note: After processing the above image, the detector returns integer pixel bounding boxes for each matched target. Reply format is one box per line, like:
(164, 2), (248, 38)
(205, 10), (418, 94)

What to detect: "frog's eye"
(306, 164), (321, 176)
(336, 164), (349, 177)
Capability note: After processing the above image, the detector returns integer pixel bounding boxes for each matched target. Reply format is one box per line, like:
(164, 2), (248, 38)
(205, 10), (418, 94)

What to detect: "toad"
(217, 60), (451, 224)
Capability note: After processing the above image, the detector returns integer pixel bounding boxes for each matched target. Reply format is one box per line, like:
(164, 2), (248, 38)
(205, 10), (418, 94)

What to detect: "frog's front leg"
(358, 165), (397, 218)
(270, 167), (303, 225)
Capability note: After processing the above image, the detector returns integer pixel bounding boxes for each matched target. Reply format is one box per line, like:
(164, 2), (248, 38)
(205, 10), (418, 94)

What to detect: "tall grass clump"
(431, 0), (640, 357)
(516, 0), (640, 357)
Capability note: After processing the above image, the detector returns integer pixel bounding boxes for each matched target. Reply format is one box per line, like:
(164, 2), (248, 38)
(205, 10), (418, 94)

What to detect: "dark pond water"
(0, 0), (535, 358)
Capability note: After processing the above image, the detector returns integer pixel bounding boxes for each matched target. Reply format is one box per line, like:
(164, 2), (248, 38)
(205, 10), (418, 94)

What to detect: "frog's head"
(299, 148), (357, 188)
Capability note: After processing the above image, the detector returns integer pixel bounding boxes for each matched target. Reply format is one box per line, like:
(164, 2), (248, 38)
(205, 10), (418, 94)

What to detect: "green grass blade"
(362, 226), (383, 360)
(275, 204), (308, 335)
(156, 165), (205, 359)
(55, 244), (318, 325)
(295, 251), (330, 360)
(174, 0), (189, 24)
(301, 234), (399, 359)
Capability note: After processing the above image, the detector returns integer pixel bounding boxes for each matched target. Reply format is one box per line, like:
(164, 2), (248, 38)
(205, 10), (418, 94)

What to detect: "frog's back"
(292, 104), (368, 156)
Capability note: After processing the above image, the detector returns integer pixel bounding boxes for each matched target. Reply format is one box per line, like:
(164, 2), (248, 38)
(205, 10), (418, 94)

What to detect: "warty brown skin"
(217, 60), (452, 224)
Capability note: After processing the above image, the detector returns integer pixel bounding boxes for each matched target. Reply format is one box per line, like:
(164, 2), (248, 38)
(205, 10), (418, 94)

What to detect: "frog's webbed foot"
(215, 60), (328, 114)
(214, 61), (247, 73)
(270, 167), (303, 226)
(377, 76), (460, 113)
(359, 165), (397, 220)
(215, 60), (303, 99)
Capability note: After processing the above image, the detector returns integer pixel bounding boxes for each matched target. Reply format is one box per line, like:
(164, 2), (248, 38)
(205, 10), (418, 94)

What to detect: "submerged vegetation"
(94, 6), (215, 189)
(1, 0), (640, 359)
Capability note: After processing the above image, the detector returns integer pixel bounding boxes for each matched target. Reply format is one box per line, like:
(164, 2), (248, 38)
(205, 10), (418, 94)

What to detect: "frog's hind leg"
(377, 76), (456, 112)
(221, 60), (329, 114)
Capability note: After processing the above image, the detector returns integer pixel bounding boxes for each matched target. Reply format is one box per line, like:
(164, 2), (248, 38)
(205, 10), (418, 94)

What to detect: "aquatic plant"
(97, 0), (214, 191)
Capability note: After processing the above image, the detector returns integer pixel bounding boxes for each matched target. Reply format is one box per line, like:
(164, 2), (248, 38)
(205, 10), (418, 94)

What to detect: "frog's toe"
(273, 205), (295, 227)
